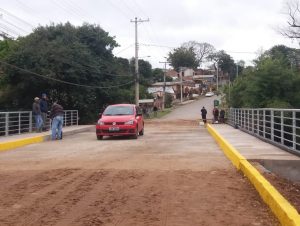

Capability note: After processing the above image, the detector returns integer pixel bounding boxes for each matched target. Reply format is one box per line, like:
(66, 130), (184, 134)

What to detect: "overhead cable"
(0, 60), (135, 89)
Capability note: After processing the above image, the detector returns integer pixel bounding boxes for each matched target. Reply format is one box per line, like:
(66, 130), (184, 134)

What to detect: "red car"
(96, 104), (144, 140)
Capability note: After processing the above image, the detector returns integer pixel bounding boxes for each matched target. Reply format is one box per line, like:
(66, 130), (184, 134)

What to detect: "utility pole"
(216, 63), (219, 91)
(180, 67), (183, 103)
(130, 17), (149, 106)
(159, 60), (168, 110)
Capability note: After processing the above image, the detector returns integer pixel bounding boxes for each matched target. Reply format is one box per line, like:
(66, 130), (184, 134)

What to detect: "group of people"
(200, 106), (225, 124)
(32, 93), (64, 140)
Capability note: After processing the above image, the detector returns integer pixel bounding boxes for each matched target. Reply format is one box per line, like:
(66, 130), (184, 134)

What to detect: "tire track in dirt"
(0, 168), (79, 209)
(0, 168), (84, 221)
(64, 170), (166, 226)
(0, 170), (108, 226)
(30, 170), (110, 226)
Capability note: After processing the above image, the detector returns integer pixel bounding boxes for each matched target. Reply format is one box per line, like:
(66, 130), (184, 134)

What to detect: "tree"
(280, 0), (300, 40)
(209, 50), (236, 80)
(181, 41), (215, 66)
(0, 23), (137, 122)
(152, 68), (172, 83)
(227, 45), (300, 108)
(168, 46), (199, 70)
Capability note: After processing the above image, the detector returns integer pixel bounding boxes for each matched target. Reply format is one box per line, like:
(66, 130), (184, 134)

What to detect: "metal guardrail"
(0, 110), (78, 137)
(227, 108), (300, 156)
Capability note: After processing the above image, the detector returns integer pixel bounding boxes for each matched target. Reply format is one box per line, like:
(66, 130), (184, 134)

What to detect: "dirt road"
(0, 100), (278, 226)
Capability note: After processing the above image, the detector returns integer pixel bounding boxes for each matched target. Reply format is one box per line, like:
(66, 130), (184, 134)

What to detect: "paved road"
(162, 96), (220, 121)
(0, 100), (278, 226)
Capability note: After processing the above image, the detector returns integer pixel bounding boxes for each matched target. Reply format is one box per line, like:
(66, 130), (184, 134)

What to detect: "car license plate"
(109, 127), (119, 132)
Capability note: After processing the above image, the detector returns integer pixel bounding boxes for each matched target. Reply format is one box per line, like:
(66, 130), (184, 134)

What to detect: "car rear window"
(103, 106), (134, 116)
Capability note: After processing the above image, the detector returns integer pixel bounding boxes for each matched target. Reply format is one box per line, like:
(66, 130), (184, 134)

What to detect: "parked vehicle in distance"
(205, 91), (214, 97)
(96, 104), (144, 140)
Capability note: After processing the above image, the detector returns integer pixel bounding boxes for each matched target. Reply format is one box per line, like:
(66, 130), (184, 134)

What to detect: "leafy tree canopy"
(0, 23), (139, 122)
(227, 45), (300, 108)
(168, 46), (199, 70)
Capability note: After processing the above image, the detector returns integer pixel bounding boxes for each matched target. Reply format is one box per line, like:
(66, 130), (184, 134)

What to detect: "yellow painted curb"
(0, 135), (46, 152)
(207, 124), (300, 226)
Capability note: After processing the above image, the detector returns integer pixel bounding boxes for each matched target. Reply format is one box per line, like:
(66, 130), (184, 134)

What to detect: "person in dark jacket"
(219, 109), (225, 123)
(201, 106), (207, 124)
(32, 97), (43, 132)
(40, 93), (48, 131)
(49, 101), (64, 140)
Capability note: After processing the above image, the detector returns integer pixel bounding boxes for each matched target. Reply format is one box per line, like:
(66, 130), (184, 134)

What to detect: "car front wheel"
(97, 135), (103, 140)
(139, 125), (144, 136)
(133, 127), (138, 139)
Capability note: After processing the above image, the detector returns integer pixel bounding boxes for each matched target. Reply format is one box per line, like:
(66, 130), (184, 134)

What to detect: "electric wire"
(0, 8), (34, 29)
(0, 60), (135, 89)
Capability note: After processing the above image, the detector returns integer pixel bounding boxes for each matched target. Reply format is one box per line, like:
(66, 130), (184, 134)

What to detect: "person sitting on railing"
(49, 101), (64, 140)
(32, 97), (43, 132)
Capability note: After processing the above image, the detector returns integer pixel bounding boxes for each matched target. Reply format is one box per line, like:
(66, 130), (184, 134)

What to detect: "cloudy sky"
(0, 0), (298, 68)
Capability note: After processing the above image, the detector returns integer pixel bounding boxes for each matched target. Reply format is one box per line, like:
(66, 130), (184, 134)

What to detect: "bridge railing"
(0, 110), (78, 137)
(227, 108), (300, 155)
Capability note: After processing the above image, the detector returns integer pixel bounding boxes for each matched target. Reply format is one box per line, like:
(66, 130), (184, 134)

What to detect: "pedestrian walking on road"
(32, 97), (43, 132)
(40, 93), (48, 131)
(201, 106), (207, 124)
(49, 101), (64, 140)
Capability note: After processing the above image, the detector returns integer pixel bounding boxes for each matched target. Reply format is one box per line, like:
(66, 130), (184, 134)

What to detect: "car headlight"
(98, 120), (104, 125)
(124, 120), (134, 125)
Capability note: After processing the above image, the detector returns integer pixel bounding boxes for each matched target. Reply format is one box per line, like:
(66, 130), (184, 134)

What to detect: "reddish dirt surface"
(0, 119), (279, 226)
(260, 171), (300, 213)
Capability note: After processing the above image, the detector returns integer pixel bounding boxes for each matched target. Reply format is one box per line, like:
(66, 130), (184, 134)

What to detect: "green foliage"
(0, 23), (148, 122)
(209, 50), (236, 80)
(227, 47), (300, 109)
(152, 68), (172, 82)
(168, 46), (199, 70)
(165, 93), (173, 108)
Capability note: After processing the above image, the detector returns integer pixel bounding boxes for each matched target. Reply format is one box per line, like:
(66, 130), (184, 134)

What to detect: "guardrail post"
(292, 111), (296, 150)
(247, 109), (250, 130)
(64, 112), (67, 126)
(18, 112), (21, 134)
(71, 111), (73, 126)
(281, 111), (284, 145)
(5, 112), (9, 136)
(271, 110), (274, 142)
(29, 112), (32, 133)
(76, 110), (78, 126)
(252, 109), (254, 133)
(263, 110), (266, 138)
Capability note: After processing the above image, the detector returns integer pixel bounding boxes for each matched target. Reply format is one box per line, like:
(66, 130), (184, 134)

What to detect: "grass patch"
(147, 108), (172, 119)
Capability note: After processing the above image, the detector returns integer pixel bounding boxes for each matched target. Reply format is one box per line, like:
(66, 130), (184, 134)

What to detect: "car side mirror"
(98, 113), (102, 118)
(137, 113), (143, 117)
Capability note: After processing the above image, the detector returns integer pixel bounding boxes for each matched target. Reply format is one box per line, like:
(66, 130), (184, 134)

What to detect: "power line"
(0, 22), (20, 37)
(0, 8), (34, 29)
(0, 60), (135, 89)
(1, 16), (30, 34)
(114, 44), (134, 55)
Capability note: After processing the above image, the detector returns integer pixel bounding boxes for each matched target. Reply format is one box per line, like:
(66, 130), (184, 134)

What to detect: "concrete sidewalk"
(0, 125), (94, 152)
(210, 124), (300, 161)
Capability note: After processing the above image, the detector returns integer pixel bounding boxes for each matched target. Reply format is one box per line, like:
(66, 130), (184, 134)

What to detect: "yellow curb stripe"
(207, 124), (300, 226)
(0, 135), (46, 152)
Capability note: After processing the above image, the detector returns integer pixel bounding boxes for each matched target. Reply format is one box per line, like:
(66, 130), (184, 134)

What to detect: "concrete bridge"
(0, 98), (299, 226)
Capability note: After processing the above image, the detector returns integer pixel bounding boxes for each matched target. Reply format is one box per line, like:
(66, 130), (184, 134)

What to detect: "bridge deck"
(211, 124), (300, 160)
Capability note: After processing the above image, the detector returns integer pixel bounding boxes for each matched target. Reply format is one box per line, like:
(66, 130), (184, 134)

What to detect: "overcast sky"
(0, 0), (298, 68)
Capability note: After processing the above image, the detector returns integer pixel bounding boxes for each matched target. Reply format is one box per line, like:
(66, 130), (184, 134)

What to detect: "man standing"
(49, 101), (64, 140)
(201, 106), (207, 124)
(213, 107), (219, 123)
(32, 97), (43, 132)
(40, 93), (48, 131)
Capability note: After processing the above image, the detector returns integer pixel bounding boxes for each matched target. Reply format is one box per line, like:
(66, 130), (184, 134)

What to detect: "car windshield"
(103, 106), (134, 116)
